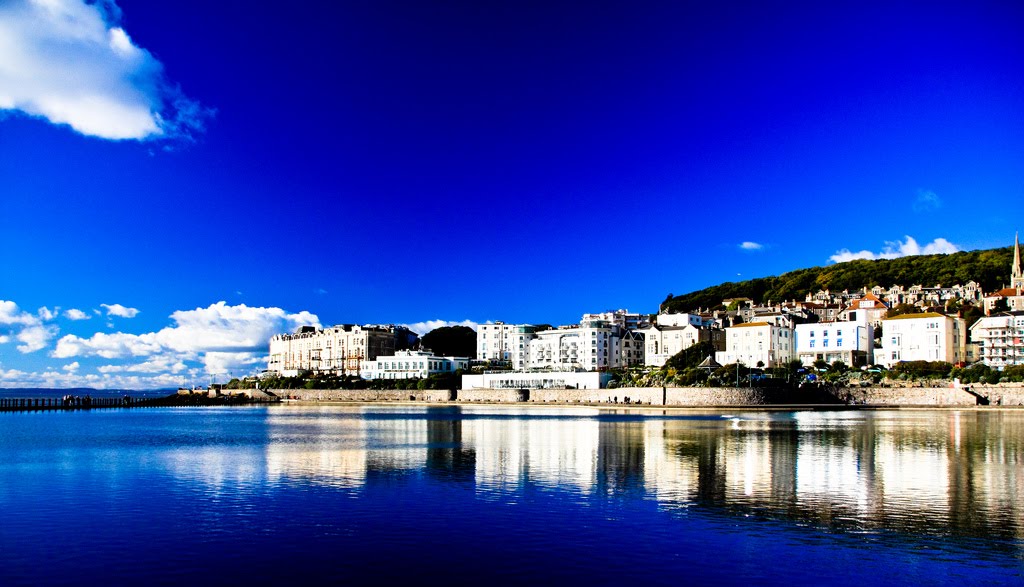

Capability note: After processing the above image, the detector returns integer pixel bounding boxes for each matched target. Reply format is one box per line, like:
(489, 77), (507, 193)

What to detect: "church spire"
(1013, 232), (1024, 290)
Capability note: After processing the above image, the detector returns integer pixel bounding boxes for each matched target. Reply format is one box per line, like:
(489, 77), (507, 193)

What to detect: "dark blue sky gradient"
(2, 0), (1023, 334)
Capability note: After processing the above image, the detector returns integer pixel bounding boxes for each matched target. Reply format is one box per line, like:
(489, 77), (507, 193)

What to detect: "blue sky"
(1, 0), (1023, 388)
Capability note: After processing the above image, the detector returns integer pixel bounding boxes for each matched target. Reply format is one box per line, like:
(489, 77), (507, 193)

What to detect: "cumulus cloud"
(829, 236), (961, 263)
(38, 306), (59, 321)
(101, 303), (139, 318)
(401, 319), (479, 336)
(0, 300), (39, 326)
(16, 324), (58, 353)
(64, 308), (90, 320)
(739, 241), (764, 251)
(913, 189), (942, 213)
(53, 330), (161, 359)
(0, 366), (188, 390)
(202, 352), (267, 375)
(62, 361), (80, 372)
(0, 300), (57, 353)
(54, 302), (319, 374)
(0, 0), (212, 140)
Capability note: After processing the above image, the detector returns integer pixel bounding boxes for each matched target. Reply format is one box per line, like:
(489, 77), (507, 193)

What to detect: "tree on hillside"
(421, 326), (477, 358)
(660, 246), (1014, 314)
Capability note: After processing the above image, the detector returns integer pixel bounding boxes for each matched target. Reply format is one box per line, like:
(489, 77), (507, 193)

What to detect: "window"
(810, 341), (815, 348)
(823, 340), (828, 348)
(837, 339), (843, 347)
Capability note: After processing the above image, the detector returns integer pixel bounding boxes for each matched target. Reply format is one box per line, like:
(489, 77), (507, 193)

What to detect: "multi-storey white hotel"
(477, 320), (644, 371)
(476, 322), (537, 369)
(267, 324), (418, 376)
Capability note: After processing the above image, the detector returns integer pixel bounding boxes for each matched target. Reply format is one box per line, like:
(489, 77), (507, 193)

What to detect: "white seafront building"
(476, 322), (537, 369)
(477, 319), (644, 371)
(715, 321), (794, 368)
(877, 312), (966, 368)
(361, 350), (470, 380)
(794, 310), (874, 367)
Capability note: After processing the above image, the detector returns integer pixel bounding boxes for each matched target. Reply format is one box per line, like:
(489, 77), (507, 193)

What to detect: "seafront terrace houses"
(715, 321), (794, 368)
(876, 312), (967, 368)
(268, 324), (417, 376)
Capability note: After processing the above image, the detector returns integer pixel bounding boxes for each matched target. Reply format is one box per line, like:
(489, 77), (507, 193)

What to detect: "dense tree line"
(662, 247), (1013, 313)
(420, 326), (476, 357)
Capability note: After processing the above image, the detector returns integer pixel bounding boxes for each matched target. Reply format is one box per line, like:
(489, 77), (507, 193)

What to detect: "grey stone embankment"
(253, 385), (1020, 407)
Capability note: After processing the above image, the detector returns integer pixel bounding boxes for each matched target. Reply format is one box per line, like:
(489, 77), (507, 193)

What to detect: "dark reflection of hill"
(426, 414), (476, 484)
(596, 422), (646, 495)
(648, 411), (1024, 546)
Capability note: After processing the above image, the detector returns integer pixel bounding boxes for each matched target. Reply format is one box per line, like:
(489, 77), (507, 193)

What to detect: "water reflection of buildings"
(175, 406), (1024, 542)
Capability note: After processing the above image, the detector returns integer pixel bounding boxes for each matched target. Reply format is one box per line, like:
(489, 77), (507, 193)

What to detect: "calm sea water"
(1, 405), (1022, 586)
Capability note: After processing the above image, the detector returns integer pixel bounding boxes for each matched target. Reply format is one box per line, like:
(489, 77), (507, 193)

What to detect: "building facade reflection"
(245, 406), (1023, 542)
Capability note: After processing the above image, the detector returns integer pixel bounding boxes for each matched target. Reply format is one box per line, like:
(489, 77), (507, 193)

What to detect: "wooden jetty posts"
(0, 396), (142, 412)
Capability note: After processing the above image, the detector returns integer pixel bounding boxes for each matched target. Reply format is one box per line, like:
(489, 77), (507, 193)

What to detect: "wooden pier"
(0, 393), (277, 412)
(0, 396), (146, 411)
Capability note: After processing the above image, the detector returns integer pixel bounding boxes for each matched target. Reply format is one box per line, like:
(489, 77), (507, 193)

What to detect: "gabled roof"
(731, 321), (772, 328)
(986, 287), (1024, 298)
(847, 292), (887, 310)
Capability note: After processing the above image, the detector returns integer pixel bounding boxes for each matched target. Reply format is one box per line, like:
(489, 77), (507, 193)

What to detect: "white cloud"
(62, 361), (80, 372)
(17, 324), (58, 353)
(0, 300), (58, 353)
(38, 306), (59, 321)
(202, 352), (266, 376)
(64, 308), (90, 320)
(53, 330), (161, 359)
(0, 0), (211, 141)
(913, 189), (942, 213)
(0, 366), (188, 390)
(0, 300), (39, 326)
(829, 236), (961, 264)
(53, 302), (319, 374)
(401, 319), (479, 336)
(739, 241), (764, 251)
(101, 303), (139, 318)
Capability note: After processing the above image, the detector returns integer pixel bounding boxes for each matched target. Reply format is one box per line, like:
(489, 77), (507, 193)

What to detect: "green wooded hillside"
(661, 246), (1013, 313)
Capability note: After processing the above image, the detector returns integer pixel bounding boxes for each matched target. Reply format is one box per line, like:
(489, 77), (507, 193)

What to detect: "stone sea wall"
(264, 389), (453, 402)
(255, 385), (1020, 407)
(968, 385), (1024, 406)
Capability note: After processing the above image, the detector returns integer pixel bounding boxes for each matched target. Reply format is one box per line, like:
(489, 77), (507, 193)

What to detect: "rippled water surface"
(1, 406), (1022, 585)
